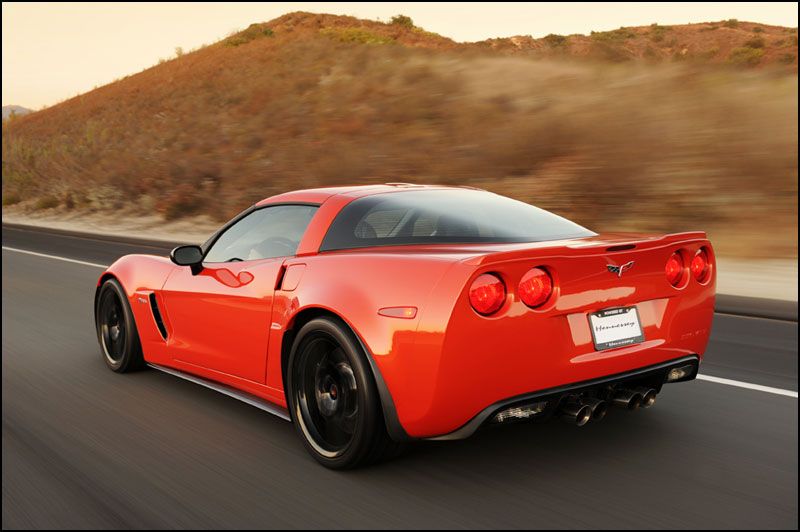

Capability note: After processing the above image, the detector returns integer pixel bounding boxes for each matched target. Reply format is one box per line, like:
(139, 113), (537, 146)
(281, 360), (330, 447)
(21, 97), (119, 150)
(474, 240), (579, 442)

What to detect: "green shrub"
(225, 24), (274, 47)
(752, 27), (764, 33)
(412, 27), (444, 39)
(320, 28), (394, 45)
(590, 41), (630, 62)
(694, 46), (720, 61)
(723, 19), (739, 28)
(780, 53), (796, 64)
(160, 184), (206, 220)
(745, 36), (766, 49)
(648, 23), (672, 43)
(591, 27), (636, 42)
(728, 46), (765, 66)
(390, 14), (414, 28)
(163, 200), (195, 220)
(543, 33), (568, 47)
(643, 45), (659, 60)
(2, 192), (21, 206)
(700, 25), (719, 32)
(34, 196), (59, 210)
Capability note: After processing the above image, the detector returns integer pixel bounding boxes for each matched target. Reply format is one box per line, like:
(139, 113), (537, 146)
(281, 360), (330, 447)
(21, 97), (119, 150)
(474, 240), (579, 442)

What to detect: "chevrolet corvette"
(95, 184), (715, 468)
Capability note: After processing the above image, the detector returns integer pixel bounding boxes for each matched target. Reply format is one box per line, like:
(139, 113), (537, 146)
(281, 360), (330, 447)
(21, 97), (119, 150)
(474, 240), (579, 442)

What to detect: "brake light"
(518, 267), (553, 308)
(691, 248), (711, 283)
(665, 252), (684, 287)
(469, 273), (506, 315)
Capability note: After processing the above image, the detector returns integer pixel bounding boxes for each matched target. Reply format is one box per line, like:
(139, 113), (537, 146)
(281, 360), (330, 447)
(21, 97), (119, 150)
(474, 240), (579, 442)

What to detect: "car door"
(159, 204), (318, 383)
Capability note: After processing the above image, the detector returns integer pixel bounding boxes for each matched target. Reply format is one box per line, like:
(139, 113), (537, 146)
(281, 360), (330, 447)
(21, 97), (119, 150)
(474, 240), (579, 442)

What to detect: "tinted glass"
(321, 190), (594, 251)
(204, 205), (318, 263)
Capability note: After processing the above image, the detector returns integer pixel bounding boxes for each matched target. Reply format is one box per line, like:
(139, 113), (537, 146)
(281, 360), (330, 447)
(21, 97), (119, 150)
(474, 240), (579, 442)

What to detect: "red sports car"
(95, 184), (715, 468)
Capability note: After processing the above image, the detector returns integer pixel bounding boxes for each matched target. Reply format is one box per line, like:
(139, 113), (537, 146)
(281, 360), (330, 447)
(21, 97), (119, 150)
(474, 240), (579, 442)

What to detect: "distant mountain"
(3, 105), (32, 120)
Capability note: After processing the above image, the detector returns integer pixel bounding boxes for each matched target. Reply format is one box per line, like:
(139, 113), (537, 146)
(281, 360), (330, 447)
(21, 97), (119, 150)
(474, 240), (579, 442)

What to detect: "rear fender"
(269, 253), (467, 439)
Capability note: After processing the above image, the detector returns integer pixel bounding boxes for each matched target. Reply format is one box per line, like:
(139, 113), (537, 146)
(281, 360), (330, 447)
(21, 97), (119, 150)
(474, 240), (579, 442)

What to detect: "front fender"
(95, 254), (177, 364)
(97, 254), (175, 293)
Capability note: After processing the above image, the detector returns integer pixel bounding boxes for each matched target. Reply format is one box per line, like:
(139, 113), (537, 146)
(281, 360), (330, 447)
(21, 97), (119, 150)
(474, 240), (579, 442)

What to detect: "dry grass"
(477, 19), (798, 68)
(2, 12), (797, 258)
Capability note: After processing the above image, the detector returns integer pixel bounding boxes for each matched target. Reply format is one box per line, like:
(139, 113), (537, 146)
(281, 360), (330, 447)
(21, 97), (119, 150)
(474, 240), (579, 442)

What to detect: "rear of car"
(319, 188), (715, 439)
(419, 232), (714, 438)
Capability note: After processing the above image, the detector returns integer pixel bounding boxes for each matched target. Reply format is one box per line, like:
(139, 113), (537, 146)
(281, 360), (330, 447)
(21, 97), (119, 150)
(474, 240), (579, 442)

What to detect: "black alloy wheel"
(95, 278), (144, 372)
(287, 316), (403, 469)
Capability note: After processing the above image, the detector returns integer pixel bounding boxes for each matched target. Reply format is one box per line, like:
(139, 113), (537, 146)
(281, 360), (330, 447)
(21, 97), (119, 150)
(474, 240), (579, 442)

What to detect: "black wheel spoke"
(295, 335), (360, 457)
(99, 290), (126, 363)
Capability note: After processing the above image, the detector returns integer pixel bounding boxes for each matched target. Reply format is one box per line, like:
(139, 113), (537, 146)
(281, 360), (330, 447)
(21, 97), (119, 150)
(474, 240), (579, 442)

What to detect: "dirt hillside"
(3, 12), (797, 258)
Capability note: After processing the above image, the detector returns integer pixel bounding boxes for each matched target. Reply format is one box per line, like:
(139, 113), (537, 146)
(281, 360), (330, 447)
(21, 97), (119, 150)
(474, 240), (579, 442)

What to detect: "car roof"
(255, 183), (483, 206)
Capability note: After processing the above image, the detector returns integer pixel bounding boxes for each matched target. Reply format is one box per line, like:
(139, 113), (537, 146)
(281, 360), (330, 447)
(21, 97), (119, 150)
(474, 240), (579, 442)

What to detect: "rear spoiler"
(466, 231), (709, 266)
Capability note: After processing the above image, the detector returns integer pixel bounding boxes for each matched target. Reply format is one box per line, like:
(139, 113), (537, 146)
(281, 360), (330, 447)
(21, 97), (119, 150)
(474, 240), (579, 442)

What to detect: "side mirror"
(170, 245), (204, 275)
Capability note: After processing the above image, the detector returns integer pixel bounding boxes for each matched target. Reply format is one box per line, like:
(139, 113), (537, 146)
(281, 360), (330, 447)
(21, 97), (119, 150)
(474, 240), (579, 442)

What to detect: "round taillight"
(665, 252), (684, 287)
(518, 267), (553, 308)
(691, 248), (711, 283)
(469, 273), (506, 315)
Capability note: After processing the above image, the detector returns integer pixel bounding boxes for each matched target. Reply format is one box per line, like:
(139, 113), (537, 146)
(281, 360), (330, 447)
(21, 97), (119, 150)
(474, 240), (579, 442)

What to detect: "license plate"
(588, 307), (644, 351)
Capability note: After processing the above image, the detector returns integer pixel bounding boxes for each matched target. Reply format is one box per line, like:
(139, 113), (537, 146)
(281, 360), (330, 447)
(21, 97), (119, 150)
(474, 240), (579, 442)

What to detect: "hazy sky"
(3, 2), (798, 108)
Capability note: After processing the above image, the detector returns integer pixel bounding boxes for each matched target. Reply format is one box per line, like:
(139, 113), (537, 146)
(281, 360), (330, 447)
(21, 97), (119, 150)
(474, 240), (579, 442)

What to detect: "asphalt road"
(2, 225), (798, 529)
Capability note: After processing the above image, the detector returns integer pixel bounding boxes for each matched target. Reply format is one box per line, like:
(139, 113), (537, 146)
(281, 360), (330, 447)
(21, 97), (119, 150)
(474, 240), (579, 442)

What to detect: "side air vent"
(606, 244), (636, 252)
(149, 293), (168, 340)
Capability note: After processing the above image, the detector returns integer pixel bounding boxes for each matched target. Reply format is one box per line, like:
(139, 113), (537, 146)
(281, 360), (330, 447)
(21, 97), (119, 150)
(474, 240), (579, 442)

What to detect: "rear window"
(320, 189), (595, 251)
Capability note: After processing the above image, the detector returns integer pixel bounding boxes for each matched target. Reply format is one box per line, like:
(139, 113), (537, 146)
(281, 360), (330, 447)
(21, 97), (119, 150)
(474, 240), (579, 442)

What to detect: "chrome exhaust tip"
(612, 389), (643, 410)
(559, 401), (593, 426)
(582, 397), (609, 421)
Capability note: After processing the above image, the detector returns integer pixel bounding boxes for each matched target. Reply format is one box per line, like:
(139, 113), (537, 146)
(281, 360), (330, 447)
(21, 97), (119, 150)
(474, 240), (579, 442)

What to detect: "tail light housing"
(665, 251), (684, 287)
(469, 273), (506, 315)
(691, 248), (711, 283)
(518, 267), (553, 308)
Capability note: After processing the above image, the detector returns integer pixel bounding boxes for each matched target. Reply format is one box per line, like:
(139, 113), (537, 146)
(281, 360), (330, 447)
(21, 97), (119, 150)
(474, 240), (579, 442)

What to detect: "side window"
(204, 205), (318, 263)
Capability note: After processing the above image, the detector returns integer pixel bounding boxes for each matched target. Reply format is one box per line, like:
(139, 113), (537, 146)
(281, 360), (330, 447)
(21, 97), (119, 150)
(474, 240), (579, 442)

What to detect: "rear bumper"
(426, 355), (699, 440)
(378, 290), (714, 438)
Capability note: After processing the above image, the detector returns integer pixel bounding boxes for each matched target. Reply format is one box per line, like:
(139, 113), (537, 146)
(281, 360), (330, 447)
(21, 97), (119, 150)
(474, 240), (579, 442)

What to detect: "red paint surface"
(101, 186), (715, 438)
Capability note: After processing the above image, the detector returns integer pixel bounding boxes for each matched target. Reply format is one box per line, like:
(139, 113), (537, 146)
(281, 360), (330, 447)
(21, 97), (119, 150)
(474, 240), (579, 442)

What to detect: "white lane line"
(2, 245), (799, 399)
(697, 374), (798, 398)
(2, 246), (108, 269)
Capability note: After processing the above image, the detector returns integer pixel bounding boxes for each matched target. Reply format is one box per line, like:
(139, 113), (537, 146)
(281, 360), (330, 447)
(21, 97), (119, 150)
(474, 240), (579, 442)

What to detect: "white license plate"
(588, 307), (645, 351)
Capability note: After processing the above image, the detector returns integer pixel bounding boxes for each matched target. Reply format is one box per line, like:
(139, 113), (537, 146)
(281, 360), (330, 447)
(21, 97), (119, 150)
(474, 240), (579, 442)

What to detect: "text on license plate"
(588, 307), (645, 351)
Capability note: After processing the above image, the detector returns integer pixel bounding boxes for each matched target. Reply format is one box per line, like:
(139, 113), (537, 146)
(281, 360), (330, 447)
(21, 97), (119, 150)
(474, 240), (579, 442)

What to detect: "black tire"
(95, 278), (145, 373)
(287, 316), (402, 469)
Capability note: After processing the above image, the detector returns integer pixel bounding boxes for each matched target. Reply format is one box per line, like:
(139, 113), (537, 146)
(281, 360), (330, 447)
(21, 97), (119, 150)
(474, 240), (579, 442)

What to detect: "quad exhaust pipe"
(583, 397), (609, 420)
(612, 388), (657, 410)
(635, 387), (657, 408)
(558, 397), (608, 425)
(558, 401), (593, 426)
(612, 389), (643, 410)
(558, 388), (655, 425)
